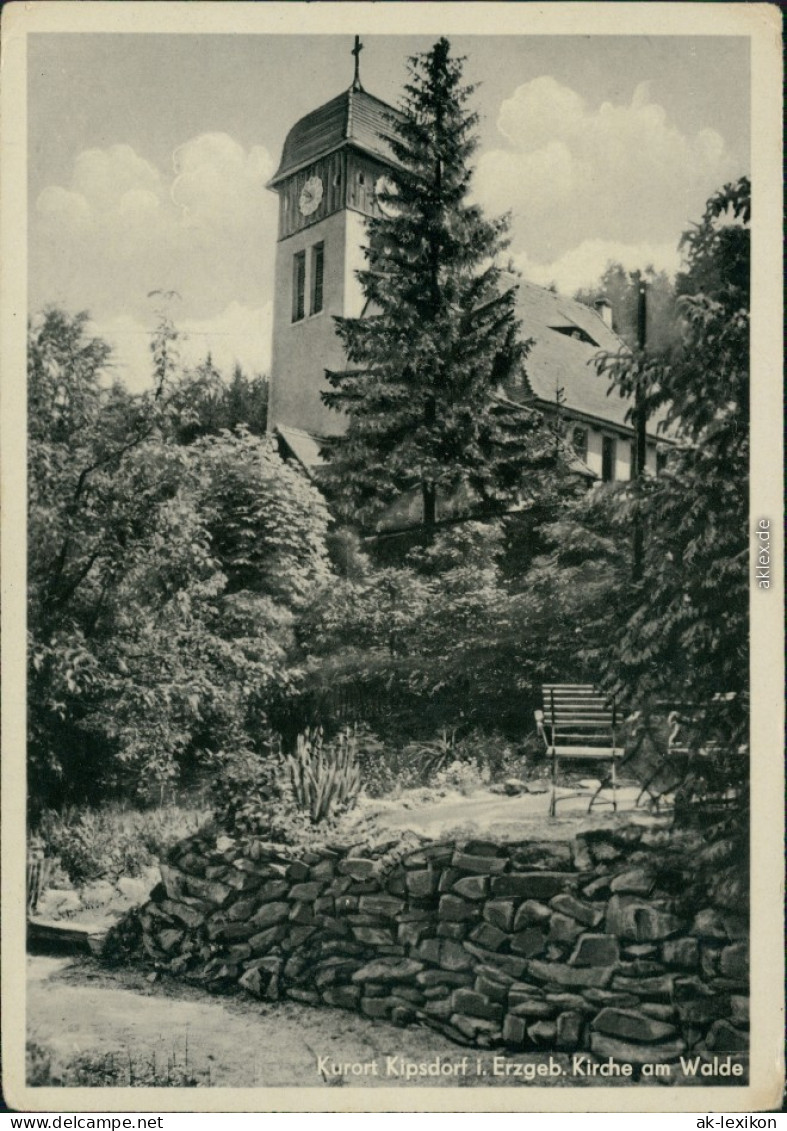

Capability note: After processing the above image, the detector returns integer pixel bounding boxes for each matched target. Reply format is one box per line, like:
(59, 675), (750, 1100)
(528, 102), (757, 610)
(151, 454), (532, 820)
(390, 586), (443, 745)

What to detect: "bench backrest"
(542, 684), (617, 746)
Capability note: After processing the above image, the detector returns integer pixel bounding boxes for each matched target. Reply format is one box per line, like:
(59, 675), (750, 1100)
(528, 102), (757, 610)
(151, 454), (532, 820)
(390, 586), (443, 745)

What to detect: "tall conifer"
(322, 38), (550, 535)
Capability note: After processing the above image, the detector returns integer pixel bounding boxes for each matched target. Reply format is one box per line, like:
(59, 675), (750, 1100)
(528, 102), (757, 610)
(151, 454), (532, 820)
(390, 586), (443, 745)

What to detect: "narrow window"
(601, 435), (616, 482)
(292, 251), (306, 322)
(656, 448), (669, 474)
(630, 439), (637, 479)
(310, 242), (324, 316)
(571, 426), (588, 462)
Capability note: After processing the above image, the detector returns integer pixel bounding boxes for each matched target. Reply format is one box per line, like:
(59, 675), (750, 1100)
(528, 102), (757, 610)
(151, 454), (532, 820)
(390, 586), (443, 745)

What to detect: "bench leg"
(549, 751), (557, 818)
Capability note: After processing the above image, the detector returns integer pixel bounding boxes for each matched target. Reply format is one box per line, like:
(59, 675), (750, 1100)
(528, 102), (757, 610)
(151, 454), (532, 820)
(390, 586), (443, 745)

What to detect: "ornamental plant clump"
(284, 726), (362, 824)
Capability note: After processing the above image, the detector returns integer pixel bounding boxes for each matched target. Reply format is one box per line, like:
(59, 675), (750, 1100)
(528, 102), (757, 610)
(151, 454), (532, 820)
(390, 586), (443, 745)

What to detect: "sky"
(28, 32), (750, 391)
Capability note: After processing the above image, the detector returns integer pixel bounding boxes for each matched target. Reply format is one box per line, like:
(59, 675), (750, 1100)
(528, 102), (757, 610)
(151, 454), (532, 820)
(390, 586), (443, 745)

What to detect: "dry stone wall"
(129, 825), (749, 1067)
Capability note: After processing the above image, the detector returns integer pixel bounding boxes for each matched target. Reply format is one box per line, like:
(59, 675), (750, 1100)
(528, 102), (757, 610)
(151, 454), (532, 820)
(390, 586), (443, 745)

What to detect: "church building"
(266, 43), (667, 521)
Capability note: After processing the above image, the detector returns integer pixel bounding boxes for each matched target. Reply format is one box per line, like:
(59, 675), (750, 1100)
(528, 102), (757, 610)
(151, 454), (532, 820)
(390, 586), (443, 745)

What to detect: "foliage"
(321, 38), (555, 534)
(27, 1040), (210, 1087)
(28, 308), (329, 811)
(432, 758), (490, 796)
(177, 357), (268, 444)
(284, 727), (362, 823)
(35, 802), (210, 885)
(206, 733), (284, 837)
(522, 177), (750, 832)
(575, 262), (680, 353)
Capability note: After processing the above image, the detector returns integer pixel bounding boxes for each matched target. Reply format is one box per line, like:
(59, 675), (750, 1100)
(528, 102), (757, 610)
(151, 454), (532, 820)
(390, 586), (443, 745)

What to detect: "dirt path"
(27, 956), (645, 1091)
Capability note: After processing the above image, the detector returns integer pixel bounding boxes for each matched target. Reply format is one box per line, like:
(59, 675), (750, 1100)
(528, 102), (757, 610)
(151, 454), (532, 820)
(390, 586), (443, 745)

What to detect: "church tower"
(267, 40), (401, 451)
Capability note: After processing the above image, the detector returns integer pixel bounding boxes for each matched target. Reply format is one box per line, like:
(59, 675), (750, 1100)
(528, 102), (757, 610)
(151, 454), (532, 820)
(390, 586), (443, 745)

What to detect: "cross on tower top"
(351, 35), (364, 92)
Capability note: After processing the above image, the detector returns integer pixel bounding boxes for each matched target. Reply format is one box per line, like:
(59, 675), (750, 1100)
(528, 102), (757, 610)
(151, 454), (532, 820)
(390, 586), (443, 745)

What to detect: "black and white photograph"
(1, 1), (783, 1115)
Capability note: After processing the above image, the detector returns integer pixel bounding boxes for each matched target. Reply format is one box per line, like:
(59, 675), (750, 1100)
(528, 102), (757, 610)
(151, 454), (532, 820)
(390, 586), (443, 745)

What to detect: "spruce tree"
(322, 38), (550, 536)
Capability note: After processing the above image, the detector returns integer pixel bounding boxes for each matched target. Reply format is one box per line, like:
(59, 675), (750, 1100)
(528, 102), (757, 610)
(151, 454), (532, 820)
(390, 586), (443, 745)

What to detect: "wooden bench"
(534, 684), (624, 816)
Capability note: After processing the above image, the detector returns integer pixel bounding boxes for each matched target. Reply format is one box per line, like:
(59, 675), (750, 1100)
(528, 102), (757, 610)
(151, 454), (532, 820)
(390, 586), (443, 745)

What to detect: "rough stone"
(339, 858), (377, 880)
(309, 859), (336, 881)
(590, 1033), (686, 1065)
(511, 841), (573, 872)
(322, 985), (361, 1009)
(568, 933), (619, 967)
(398, 920), (428, 947)
(451, 988), (503, 1022)
(159, 900), (204, 929)
(288, 882), (324, 902)
(450, 1014), (500, 1039)
(462, 942), (527, 978)
(592, 1007), (677, 1043)
(464, 841), (506, 857)
(352, 925), (394, 946)
(660, 938), (700, 969)
(439, 939), (474, 972)
(483, 900), (516, 932)
(452, 875), (489, 901)
(405, 869), (440, 898)
(691, 908), (729, 940)
(610, 973), (674, 1001)
(287, 987), (319, 1005)
(605, 895), (682, 942)
(468, 922), (508, 951)
(437, 922), (467, 940)
(451, 851), (508, 875)
(639, 1002), (676, 1021)
(257, 880), (290, 903)
(184, 874), (232, 905)
(550, 894), (604, 928)
(424, 998), (453, 1021)
(527, 1020), (557, 1045)
(502, 1014), (527, 1045)
(475, 974), (509, 1003)
(361, 996), (394, 1019)
(704, 1020), (749, 1052)
(285, 861), (310, 883)
(549, 913), (583, 945)
(158, 928), (184, 952)
(358, 894), (405, 919)
(352, 958), (424, 983)
(238, 967), (264, 997)
(509, 1000), (555, 1020)
(284, 925), (316, 949)
(288, 902), (314, 925)
(492, 873), (573, 900)
(414, 938), (442, 965)
(439, 895), (477, 922)
(609, 868), (656, 895)
(730, 995), (749, 1026)
(248, 925), (286, 953)
(556, 1011), (584, 1050)
(719, 943), (748, 981)
(527, 960), (613, 989)
(250, 901), (289, 928)
(509, 928), (545, 958)
(417, 969), (472, 988)
(675, 994), (731, 1025)
(513, 901), (552, 930)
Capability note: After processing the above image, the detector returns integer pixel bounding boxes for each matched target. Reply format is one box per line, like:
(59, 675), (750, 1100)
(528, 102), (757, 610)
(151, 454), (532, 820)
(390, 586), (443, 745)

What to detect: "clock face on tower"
(298, 175), (324, 216)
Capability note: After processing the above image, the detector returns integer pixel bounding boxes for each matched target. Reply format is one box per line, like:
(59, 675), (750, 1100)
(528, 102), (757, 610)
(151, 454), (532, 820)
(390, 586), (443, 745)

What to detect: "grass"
(26, 1038), (211, 1087)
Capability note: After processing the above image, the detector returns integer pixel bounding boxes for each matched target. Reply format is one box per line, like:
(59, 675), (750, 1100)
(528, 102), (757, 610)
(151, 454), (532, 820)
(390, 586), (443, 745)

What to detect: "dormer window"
(550, 324), (599, 347)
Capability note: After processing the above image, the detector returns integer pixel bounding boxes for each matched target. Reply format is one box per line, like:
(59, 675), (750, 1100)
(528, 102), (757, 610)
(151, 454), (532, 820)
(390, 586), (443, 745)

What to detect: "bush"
(284, 727), (361, 823)
(432, 759), (490, 796)
(27, 1041), (210, 1087)
(34, 802), (210, 886)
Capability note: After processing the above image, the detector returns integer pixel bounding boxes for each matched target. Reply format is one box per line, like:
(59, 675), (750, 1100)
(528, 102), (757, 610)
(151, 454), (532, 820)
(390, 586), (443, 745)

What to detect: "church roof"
(269, 88), (402, 187)
(510, 279), (669, 437)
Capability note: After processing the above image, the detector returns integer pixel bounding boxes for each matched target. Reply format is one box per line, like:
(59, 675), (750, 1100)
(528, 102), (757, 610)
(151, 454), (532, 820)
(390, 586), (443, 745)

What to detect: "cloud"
(32, 136), (278, 327)
(91, 301), (273, 394)
(514, 239), (683, 297)
(475, 77), (741, 271)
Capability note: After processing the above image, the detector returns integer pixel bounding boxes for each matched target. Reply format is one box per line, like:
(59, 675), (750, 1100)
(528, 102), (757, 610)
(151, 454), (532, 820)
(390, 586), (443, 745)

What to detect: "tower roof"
(268, 88), (402, 187)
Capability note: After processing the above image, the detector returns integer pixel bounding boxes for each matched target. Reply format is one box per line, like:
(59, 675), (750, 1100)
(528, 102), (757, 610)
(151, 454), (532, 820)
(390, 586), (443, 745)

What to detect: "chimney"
(594, 297), (613, 329)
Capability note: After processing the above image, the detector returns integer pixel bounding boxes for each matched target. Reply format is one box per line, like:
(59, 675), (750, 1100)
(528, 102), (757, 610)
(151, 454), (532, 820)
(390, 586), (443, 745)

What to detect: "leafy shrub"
(432, 759), (490, 796)
(27, 1041), (210, 1087)
(284, 727), (361, 823)
(205, 733), (284, 837)
(34, 802), (210, 885)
